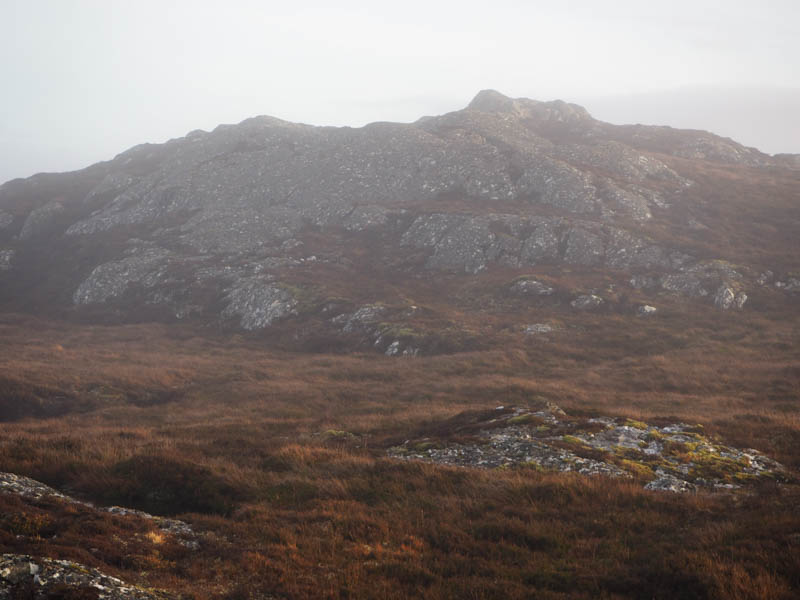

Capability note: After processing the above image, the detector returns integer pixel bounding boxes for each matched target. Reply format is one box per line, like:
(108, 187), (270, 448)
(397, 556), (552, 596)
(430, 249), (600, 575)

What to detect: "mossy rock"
(685, 451), (751, 482)
(412, 441), (440, 452)
(508, 414), (542, 426)
(377, 322), (423, 340)
(619, 459), (655, 479)
(645, 428), (666, 440)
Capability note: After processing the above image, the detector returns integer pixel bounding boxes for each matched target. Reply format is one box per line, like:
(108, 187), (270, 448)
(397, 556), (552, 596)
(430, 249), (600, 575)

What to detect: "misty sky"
(1, 0), (798, 184)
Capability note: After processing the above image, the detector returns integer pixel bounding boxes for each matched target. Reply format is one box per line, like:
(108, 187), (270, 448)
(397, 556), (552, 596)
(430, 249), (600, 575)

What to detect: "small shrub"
(86, 454), (243, 516)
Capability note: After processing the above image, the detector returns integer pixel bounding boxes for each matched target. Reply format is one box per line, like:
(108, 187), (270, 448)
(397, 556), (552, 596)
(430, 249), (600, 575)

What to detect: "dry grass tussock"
(0, 313), (798, 598)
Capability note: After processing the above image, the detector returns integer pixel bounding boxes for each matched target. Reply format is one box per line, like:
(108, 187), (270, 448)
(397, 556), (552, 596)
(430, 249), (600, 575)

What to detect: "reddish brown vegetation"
(0, 311), (798, 599)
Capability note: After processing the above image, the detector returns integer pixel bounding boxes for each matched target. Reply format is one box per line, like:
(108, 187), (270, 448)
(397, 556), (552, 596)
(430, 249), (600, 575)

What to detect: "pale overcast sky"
(1, 0), (798, 183)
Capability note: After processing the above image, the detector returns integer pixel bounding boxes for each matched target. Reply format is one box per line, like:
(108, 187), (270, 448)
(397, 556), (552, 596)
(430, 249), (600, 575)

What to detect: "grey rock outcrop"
(660, 260), (748, 309)
(644, 471), (697, 494)
(0, 250), (13, 271)
(511, 278), (554, 296)
(757, 271), (773, 285)
(57, 91), (707, 262)
(0, 472), (76, 502)
(221, 279), (297, 330)
(524, 323), (554, 334)
(630, 275), (659, 290)
(383, 340), (419, 357)
(0, 211), (13, 230)
(333, 304), (387, 333)
(0, 89), (788, 339)
(713, 285), (747, 310)
(401, 214), (519, 273)
(73, 247), (173, 305)
(775, 277), (800, 292)
(401, 212), (687, 274)
(563, 228), (604, 266)
(520, 220), (561, 263)
(0, 554), (169, 600)
(571, 294), (603, 310)
(637, 304), (657, 316)
(19, 199), (65, 240)
(389, 405), (784, 492)
(0, 472), (198, 545)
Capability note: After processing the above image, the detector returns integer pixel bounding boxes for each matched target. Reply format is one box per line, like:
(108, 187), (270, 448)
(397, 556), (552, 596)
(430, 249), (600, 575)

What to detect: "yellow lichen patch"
(619, 460), (656, 480)
(685, 449), (752, 482)
(412, 441), (439, 452)
(146, 530), (166, 545)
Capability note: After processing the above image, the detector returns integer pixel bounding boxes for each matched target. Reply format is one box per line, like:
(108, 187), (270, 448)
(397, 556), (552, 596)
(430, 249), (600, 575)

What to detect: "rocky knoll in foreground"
(0, 90), (797, 352)
(0, 473), (199, 548)
(0, 473), (204, 599)
(388, 403), (786, 493)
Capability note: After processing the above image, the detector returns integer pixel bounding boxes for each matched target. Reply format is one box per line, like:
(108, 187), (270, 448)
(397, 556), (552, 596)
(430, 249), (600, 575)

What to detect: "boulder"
(637, 305), (657, 316)
(713, 285), (747, 310)
(571, 294), (603, 310)
(511, 278), (554, 296)
(525, 323), (554, 335)
(1, 554), (169, 600)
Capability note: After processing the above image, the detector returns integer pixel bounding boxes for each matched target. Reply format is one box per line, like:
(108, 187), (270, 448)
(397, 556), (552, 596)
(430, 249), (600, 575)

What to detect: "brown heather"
(0, 307), (798, 600)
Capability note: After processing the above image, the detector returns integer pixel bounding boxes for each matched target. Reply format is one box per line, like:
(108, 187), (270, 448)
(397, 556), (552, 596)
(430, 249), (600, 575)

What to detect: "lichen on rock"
(0, 554), (171, 600)
(388, 404), (784, 493)
(221, 278), (298, 330)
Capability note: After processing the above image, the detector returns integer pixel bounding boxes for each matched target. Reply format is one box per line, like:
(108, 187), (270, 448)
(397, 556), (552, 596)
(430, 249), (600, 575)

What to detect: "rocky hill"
(1, 90), (798, 354)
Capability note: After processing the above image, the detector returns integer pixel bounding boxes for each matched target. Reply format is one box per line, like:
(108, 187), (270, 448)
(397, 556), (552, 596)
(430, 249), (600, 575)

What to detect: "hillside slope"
(0, 90), (798, 354)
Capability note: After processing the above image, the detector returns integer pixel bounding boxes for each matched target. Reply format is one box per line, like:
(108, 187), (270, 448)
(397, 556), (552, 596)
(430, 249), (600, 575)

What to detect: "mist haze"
(3, 2), (800, 598)
(1, 0), (798, 184)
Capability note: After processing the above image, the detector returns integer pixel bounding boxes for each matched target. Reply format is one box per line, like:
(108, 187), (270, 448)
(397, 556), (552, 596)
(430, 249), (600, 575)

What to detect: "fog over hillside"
(1, 3), (800, 599)
(582, 85), (800, 156)
(2, 0), (798, 183)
